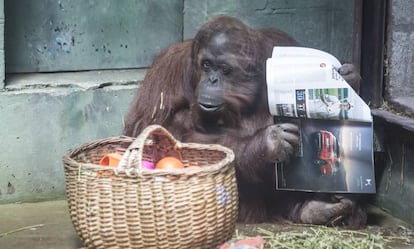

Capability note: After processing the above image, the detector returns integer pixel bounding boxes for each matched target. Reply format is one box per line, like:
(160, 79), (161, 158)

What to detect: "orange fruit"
(99, 153), (122, 167)
(155, 157), (184, 169)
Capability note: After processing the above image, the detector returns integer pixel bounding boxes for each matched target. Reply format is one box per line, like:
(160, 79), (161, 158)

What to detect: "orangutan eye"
(201, 60), (211, 71)
(221, 64), (232, 75)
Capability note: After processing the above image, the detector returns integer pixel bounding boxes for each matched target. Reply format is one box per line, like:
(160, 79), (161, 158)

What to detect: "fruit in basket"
(155, 156), (184, 169)
(142, 160), (155, 170)
(99, 153), (122, 167)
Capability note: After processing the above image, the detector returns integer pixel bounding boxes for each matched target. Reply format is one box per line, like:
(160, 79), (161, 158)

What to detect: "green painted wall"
(5, 0), (354, 73)
(5, 0), (183, 72)
(183, 0), (354, 63)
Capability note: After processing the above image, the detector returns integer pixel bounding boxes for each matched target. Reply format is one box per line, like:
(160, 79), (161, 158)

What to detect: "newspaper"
(267, 47), (375, 193)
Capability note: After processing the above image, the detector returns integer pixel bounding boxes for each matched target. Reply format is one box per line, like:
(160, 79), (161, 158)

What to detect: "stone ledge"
(4, 69), (146, 91)
(372, 108), (414, 133)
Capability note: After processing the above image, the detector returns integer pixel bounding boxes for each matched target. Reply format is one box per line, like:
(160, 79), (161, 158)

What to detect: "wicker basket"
(63, 125), (238, 249)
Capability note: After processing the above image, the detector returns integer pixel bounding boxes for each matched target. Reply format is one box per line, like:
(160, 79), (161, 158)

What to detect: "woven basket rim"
(63, 135), (235, 177)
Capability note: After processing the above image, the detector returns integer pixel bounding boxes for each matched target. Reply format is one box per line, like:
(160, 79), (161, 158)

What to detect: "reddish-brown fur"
(123, 16), (366, 226)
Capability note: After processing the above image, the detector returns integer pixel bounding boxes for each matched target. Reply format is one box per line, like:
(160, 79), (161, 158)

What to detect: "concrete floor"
(0, 200), (83, 249)
(0, 200), (413, 249)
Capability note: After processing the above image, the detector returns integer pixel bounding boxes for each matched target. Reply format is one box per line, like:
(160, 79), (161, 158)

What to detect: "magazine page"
(267, 47), (375, 193)
(266, 47), (372, 122)
(271, 46), (342, 70)
(274, 117), (375, 193)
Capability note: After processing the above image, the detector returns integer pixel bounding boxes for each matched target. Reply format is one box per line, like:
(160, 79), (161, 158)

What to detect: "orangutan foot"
(297, 195), (367, 228)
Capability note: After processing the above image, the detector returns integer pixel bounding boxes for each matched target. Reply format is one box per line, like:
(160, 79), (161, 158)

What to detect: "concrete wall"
(183, 0), (355, 63)
(0, 70), (141, 202)
(0, 1), (356, 203)
(5, 0), (183, 72)
(385, 0), (414, 115)
(373, 110), (414, 225)
(372, 0), (414, 224)
(5, 0), (355, 73)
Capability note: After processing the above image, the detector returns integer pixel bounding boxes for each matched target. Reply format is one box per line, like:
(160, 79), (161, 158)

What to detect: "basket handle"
(115, 125), (180, 174)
